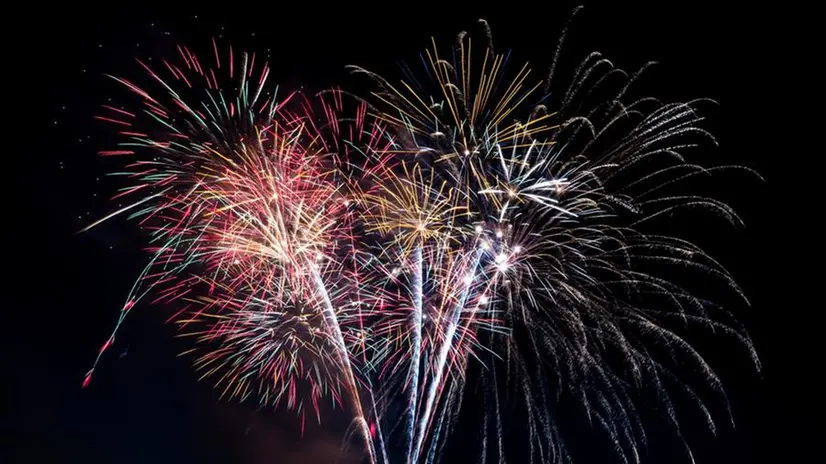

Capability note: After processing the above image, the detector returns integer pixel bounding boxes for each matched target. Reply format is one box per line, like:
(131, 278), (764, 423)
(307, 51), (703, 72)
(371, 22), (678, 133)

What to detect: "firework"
(83, 41), (397, 461)
(84, 12), (759, 464)
(347, 14), (760, 464)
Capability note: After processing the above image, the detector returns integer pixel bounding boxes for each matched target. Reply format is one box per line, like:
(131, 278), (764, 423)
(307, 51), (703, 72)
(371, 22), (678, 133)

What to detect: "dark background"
(7, 2), (788, 463)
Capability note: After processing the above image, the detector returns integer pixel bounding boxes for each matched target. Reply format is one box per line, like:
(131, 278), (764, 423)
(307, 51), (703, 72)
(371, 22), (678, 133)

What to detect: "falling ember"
(82, 370), (93, 389)
(99, 337), (114, 354)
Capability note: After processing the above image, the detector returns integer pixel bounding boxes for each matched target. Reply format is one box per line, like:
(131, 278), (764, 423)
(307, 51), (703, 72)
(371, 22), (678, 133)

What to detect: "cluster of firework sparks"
(83, 10), (758, 464)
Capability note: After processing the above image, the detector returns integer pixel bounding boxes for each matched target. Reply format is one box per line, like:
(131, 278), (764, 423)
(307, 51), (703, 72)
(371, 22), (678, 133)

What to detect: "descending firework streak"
(85, 9), (759, 464)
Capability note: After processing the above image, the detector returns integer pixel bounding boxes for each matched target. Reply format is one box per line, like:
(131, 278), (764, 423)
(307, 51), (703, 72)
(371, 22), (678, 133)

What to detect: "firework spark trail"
(405, 245), (423, 464)
(365, 381), (392, 464)
(311, 267), (377, 463)
(411, 248), (482, 464)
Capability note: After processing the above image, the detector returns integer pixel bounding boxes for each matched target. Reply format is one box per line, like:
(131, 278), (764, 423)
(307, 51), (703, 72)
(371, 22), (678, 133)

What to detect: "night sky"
(7, 3), (788, 463)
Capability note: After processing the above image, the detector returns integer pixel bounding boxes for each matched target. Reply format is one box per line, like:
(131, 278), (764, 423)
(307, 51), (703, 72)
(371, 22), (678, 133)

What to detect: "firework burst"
(82, 40), (399, 461)
(347, 14), (760, 464)
(85, 11), (759, 464)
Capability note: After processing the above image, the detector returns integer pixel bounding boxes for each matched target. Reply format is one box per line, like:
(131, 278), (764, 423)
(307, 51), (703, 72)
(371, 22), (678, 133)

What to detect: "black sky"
(7, 2), (788, 463)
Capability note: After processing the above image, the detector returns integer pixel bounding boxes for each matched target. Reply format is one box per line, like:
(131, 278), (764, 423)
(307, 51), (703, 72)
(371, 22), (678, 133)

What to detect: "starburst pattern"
(84, 14), (759, 464)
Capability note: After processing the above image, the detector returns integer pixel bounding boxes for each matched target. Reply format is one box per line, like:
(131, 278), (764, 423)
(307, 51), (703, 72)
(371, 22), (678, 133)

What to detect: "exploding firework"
(84, 11), (759, 464)
(346, 12), (760, 464)
(82, 41), (398, 460)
